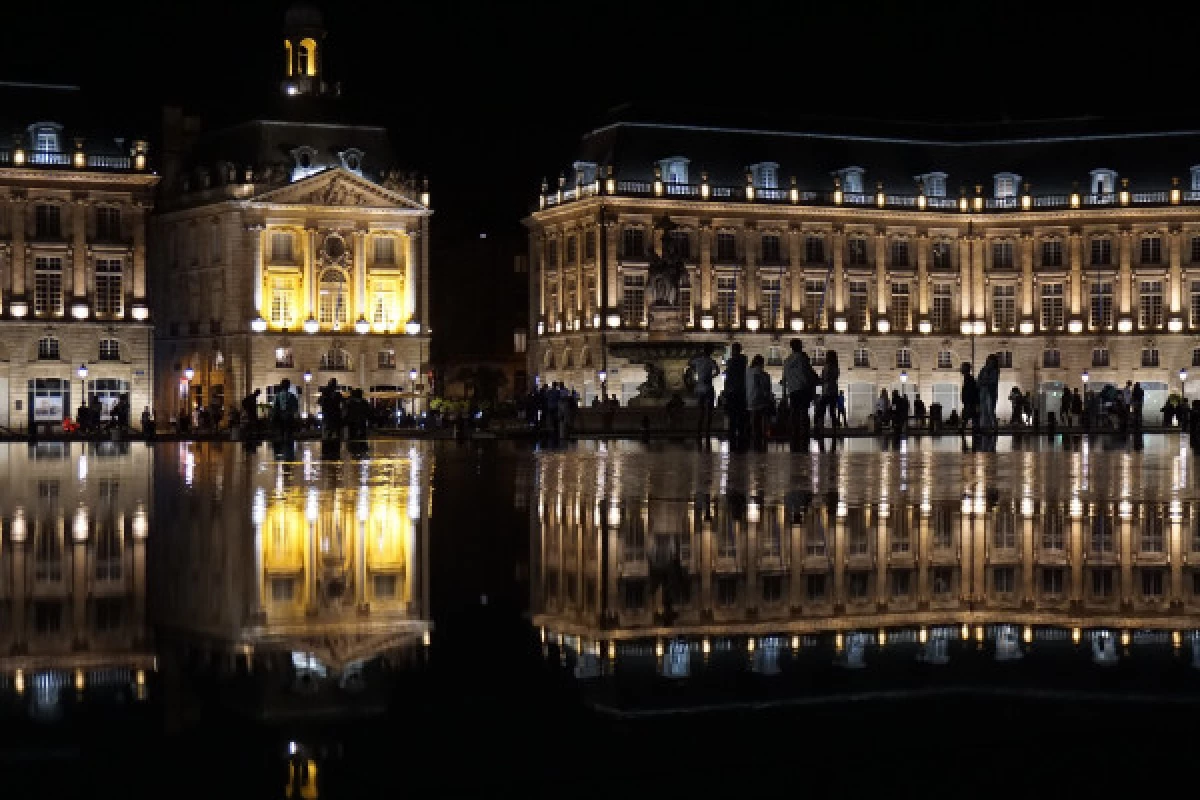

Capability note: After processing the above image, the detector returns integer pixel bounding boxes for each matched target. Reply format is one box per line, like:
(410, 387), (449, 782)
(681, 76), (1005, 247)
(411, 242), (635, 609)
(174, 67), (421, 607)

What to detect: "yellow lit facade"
(151, 7), (431, 420)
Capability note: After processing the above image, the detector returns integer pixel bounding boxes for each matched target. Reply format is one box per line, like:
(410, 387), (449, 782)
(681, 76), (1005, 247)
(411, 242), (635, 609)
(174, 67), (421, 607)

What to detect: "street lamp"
(77, 364), (88, 421)
(1180, 368), (1189, 402)
(409, 367), (418, 417)
(597, 369), (607, 401)
(303, 370), (312, 418)
(184, 366), (195, 420)
(1081, 370), (1089, 387)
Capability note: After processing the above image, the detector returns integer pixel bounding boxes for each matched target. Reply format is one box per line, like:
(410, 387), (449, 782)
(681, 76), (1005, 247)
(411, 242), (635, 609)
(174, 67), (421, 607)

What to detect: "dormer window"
(750, 162), (779, 189)
(35, 129), (58, 152)
(1091, 168), (1117, 195)
(290, 145), (321, 181)
(27, 122), (63, 159)
(994, 172), (1020, 199)
(338, 148), (365, 173)
(918, 172), (948, 197)
(837, 167), (865, 194)
(573, 160), (598, 185)
(658, 157), (689, 185)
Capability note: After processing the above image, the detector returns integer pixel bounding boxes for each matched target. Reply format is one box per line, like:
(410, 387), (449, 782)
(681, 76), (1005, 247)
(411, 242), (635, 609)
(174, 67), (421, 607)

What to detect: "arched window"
(320, 348), (351, 371)
(284, 40), (293, 76)
(298, 38), (317, 76)
(37, 336), (59, 361)
(318, 269), (348, 327)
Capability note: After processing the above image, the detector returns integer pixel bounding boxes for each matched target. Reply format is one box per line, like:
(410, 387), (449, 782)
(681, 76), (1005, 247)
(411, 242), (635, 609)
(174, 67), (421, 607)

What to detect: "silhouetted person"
(724, 342), (748, 449)
(688, 343), (720, 439)
(273, 378), (298, 440)
(960, 362), (980, 434)
(318, 379), (345, 440)
(783, 339), (817, 447)
(815, 350), (840, 432)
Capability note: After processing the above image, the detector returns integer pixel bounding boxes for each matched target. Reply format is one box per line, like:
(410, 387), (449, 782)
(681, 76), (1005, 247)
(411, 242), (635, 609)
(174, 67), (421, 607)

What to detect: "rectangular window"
(96, 207), (121, 240)
(1142, 348), (1160, 367)
(98, 339), (120, 361)
(585, 230), (596, 261)
(992, 285), (1016, 332)
(1041, 239), (1063, 267)
(997, 351), (1013, 369)
(889, 282), (910, 331)
(1091, 281), (1114, 330)
(805, 235), (825, 264)
(890, 239), (910, 267)
(1043, 349), (1061, 368)
(1042, 568), (1065, 596)
(805, 279), (827, 330)
(847, 280), (868, 332)
(1191, 237), (1200, 264)
(761, 233), (782, 263)
(760, 278), (782, 329)
(931, 241), (952, 269)
(993, 567), (1015, 595)
(274, 348), (293, 368)
(667, 230), (690, 260)
(373, 236), (396, 265)
(716, 232), (737, 262)
(270, 231), (295, 262)
(371, 280), (396, 327)
(992, 240), (1014, 269)
(1141, 235), (1163, 264)
(270, 277), (294, 325)
(1042, 509), (1066, 551)
(847, 237), (869, 266)
(1040, 282), (1064, 330)
(35, 204), (61, 238)
(1139, 280), (1164, 329)
(377, 349), (396, 369)
(1092, 348), (1110, 367)
(1191, 281), (1200, 329)
(95, 258), (123, 317)
(566, 236), (578, 265)
(854, 347), (869, 368)
(544, 239), (558, 269)
(621, 273), (646, 326)
(34, 256), (63, 316)
(931, 283), (953, 332)
(896, 348), (912, 368)
(937, 350), (953, 369)
(1091, 238), (1112, 266)
(716, 275), (738, 327)
(1141, 509), (1165, 553)
(38, 337), (60, 360)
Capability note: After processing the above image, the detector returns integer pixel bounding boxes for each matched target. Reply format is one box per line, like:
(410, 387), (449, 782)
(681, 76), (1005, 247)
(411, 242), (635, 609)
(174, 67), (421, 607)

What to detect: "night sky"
(3, 0), (1194, 358)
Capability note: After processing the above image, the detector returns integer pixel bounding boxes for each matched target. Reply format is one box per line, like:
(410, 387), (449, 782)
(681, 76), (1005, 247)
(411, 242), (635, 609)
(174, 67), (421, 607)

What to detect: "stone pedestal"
(647, 304), (685, 341)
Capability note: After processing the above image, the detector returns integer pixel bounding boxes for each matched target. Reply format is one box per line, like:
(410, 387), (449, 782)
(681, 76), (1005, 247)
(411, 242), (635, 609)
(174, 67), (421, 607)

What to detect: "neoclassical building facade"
(151, 6), (431, 421)
(526, 121), (1200, 422)
(0, 94), (156, 431)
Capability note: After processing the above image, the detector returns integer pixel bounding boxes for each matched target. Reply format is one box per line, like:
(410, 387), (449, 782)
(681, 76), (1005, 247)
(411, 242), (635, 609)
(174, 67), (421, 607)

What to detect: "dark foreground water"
(5, 434), (1200, 795)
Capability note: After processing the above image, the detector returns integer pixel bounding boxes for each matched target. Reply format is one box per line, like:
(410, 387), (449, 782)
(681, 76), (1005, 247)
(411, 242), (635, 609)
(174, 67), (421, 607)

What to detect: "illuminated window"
(760, 277), (781, 328)
(34, 256), (63, 316)
(95, 258), (123, 317)
(805, 278), (827, 330)
(1040, 282), (1064, 331)
(1091, 169), (1117, 195)
(621, 273), (646, 326)
(318, 269), (348, 327)
(320, 348), (351, 371)
(377, 349), (396, 369)
(660, 157), (689, 185)
(1091, 281), (1114, 330)
(750, 161), (778, 189)
(937, 350), (953, 369)
(920, 172), (947, 197)
(839, 167), (864, 194)
(270, 277), (295, 326)
(1139, 280), (1164, 329)
(889, 282), (910, 331)
(374, 236), (395, 265)
(716, 275), (737, 328)
(372, 280), (396, 326)
(275, 348), (293, 368)
(285, 39), (293, 75)
(298, 38), (317, 76)
(992, 285), (1016, 332)
(931, 283), (953, 332)
(35, 128), (58, 152)
(993, 173), (1019, 199)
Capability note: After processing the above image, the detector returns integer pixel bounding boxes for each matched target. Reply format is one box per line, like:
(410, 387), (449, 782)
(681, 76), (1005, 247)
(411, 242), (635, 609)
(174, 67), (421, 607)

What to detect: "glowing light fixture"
(184, 367), (194, 381)
(833, 318), (848, 333)
(1068, 319), (1083, 334)
(918, 320), (932, 334)
(606, 313), (622, 329)
(1019, 320), (1034, 334)
(972, 320), (986, 335)
(71, 303), (89, 320)
(1117, 318), (1133, 333)
(745, 316), (760, 332)
(876, 318), (890, 334)
(9, 300), (28, 318)
(303, 316), (319, 334)
(405, 320), (422, 335)
(1169, 317), (1184, 332)
(355, 317), (370, 334)
(251, 316), (267, 332)
(131, 304), (149, 321)
(700, 313), (715, 331)
(790, 317), (804, 332)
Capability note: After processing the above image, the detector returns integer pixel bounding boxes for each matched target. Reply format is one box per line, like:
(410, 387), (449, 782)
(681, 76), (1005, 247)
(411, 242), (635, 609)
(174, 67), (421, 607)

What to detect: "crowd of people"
(66, 393), (136, 436)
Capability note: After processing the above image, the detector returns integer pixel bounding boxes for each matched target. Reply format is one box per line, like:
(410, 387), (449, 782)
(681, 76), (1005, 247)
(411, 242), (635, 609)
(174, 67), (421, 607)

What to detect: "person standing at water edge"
(977, 355), (1000, 431)
(783, 339), (818, 446)
(687, 343), (720, 439)
(724, 343), (748, 448)
(273, 378), (299, 440)
(815, 350), (840, 432)
(960, 363), (980, 433)
(747, 354), (773, 450)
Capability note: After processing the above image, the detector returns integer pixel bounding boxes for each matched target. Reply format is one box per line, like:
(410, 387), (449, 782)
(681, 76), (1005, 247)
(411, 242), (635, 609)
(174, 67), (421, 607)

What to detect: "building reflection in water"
(152, 441), (433, 716)
(0, 442), (153, 721)
(531, 441), (1200, 692)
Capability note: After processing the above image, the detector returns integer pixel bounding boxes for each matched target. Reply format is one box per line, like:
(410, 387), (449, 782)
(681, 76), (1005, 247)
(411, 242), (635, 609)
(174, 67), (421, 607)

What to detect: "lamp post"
(1180, 368), (1188, 400)
(598, 369), (607, 404)
(77, 364), (88, 424)
(900, 369), (908, 395)
(409, 367), (418, 417)
(303, 370), (312, 418)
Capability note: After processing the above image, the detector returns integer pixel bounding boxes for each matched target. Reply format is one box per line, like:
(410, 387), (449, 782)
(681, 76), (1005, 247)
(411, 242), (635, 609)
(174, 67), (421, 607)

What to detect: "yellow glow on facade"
(918, 627), (928, 644)
(1023, 626), (1033, 644)
(1071, 627), (1082, 644)
(835, 632), (844, 651)
(961, 624), (970, 640)
(285, 40), (293, 76)
(299, 38), (318, 76)
(14, 670), (24, 694)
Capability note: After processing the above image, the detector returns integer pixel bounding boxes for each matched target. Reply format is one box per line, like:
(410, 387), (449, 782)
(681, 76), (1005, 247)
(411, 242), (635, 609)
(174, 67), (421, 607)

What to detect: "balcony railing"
(0, 149), (135, 171)
(538, 179), (1200, 214)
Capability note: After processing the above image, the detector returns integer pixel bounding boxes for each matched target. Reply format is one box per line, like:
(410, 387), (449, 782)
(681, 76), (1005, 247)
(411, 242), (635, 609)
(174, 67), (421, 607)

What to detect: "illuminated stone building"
(0, 84), (157, 431)
(152, 5), (431, 422)
(531, 442), (1200, 677)
(151, 442), (432, 712)
(527, 120), (1200, 422)
(0, 442), (154, 719)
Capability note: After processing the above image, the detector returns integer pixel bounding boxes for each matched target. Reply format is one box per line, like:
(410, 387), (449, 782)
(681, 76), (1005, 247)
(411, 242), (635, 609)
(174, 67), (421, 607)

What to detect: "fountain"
(612, 215), (721, 406)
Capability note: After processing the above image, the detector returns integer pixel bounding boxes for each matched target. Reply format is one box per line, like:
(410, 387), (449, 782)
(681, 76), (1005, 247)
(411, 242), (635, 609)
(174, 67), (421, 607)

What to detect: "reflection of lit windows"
(932, 568), (953, 596)
(1042, 568), (1065, 597)
(993, 566), (1015, 595)
(806, 573), (826, 601)
(716, 576), (737, 607)
(1142, 569), (1165, 598)
(373, 574), (397, 599)
(271, 578), (295, 602)
(623, 580), (645, 610)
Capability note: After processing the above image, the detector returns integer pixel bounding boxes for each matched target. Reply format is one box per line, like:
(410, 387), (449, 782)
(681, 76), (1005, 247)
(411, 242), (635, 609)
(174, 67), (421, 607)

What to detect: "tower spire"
(281, 3), (330, 97)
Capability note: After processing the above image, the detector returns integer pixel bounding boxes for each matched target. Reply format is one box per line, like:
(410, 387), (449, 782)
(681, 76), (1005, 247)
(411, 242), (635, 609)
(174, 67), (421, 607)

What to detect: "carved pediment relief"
(253, 167), (424, 210)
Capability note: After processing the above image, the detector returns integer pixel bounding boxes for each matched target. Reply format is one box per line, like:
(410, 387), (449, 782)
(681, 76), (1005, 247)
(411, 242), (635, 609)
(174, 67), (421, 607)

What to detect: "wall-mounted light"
(700, 313), (715, 331)
(251, 316), (267, 332)
(790, 317), (804, 332)
(1068, 319), (1083, 334)
(131, 304), (149, 321)
(304, 316), (319, 334)
(876, 318), (890, 333)
(606, 313), (621, 329)
(355, 317), (370, 334)
(833, 318), (848, 333)
(1117, 318), (1133, 333)
(405, 320), (422, 335)
(1019, 320), (1035, 334)
(918, 320), (932, 334)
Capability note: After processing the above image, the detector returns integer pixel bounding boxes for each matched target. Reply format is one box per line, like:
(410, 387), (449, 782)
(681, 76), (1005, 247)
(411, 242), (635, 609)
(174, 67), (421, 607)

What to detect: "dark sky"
(3, 0), (1193, 358)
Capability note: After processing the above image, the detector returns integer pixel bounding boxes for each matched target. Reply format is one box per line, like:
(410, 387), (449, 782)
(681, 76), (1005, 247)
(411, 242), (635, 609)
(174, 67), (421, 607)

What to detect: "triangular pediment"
(252, 167), (424, 210)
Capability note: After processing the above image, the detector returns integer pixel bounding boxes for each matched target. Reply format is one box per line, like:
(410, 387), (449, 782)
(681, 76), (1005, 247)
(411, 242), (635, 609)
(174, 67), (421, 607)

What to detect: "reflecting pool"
(4, 435), (1200, 791)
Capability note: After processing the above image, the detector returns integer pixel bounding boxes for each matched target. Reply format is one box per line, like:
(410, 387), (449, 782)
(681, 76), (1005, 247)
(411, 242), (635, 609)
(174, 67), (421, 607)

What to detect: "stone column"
(699, 223), (713, 310)
(11, 195), (26, 297)
(605, 219), (619, 316)
(71, 516), (87, 648)
(72, 194), (87, 299)
(787, 226), (802, 315)
(917, 507), (931, 605)
(1022, 513), (1035, 605)
(10, 517), (27, 651)
(1170, 516), (1183, 606)
(958, 236), (972, 320)
(250, 225), (264, 318)
(874, 230), (888, 318)
(875, 509), (889, 606)
(789, 514), (804, 609)
(1118, 228), (1133, 315)
(1069, 515), (1084, 605)
(832, 226), (845, 315)
(307, 228), (319, 320)
(1119, 515), (1133, 607)
(1022, 232), (1036, 318)
(1170, 226), (1183, 314)
(972, 236), (987, 325)
(745, 510), (758, 611)
(132, 204), (147, 301)
(744, 225), (758, 313)
(1069, 230), (1083, 318)
(353, 230), (367, 321)
(406, 229), (418, 323)
(132, 527), (146, 633)
(972, 512), (986, 602)
(916, 233), (929, 316)
(420, 215), (431, 329)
